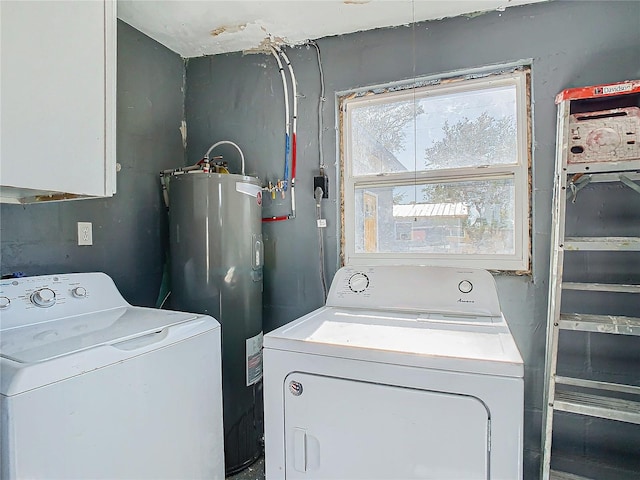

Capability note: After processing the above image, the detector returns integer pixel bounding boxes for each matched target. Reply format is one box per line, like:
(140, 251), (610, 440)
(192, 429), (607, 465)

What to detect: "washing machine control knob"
(348, 272), (370, 293)
(72, 286), (87, 298)
(31, 288), (56, 308)
(458, 280), (473, 294)
(0, 296), (11, 309)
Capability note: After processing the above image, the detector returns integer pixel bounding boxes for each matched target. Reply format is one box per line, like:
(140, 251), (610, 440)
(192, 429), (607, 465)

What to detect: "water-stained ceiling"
(117, 0), (547, 57)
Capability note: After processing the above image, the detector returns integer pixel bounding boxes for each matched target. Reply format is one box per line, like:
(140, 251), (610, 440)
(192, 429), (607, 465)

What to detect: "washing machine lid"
(264, 306), (523, 377)
(0, 307), (219, 396)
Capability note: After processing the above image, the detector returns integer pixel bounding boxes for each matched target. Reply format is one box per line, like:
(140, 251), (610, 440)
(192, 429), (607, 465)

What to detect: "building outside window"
(340, 67), (531, 271)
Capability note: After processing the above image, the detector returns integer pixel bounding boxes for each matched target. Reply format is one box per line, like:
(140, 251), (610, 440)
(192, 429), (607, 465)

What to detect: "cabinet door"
(0, 0), (116, 203)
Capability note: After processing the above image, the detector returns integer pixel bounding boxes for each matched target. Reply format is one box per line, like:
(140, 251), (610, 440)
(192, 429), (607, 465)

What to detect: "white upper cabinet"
(0, 0), (116, 204)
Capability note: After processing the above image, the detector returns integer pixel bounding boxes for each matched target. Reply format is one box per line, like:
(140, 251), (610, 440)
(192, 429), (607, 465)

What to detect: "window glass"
(354, 177), (515, 255)
(350, 85), (518, 177)
(341, 68), (531, 271)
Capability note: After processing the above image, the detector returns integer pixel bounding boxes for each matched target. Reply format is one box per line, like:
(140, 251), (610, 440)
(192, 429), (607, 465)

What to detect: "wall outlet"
(77, 222), (93, 246)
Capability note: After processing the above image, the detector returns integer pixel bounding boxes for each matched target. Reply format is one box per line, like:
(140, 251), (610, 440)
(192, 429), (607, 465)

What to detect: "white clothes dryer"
(0, 272), (225, 479)
(264, 265), (524, 480)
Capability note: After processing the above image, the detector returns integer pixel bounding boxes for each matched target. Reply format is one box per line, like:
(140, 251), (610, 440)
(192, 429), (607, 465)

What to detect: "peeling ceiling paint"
(117, 0), (548, 58)
(210, 24), (248, 37)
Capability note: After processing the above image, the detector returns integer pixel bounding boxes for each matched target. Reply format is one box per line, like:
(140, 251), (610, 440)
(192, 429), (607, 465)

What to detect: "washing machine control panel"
(0, 273), (128, 330)
(327, 265), (501, 316)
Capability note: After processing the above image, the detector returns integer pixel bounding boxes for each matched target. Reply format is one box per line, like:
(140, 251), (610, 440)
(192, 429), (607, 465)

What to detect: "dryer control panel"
(326, 265), (501, 317)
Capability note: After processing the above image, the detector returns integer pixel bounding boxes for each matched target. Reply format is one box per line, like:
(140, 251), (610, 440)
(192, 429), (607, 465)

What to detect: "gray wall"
(184, 1), (640, 478)
(1, 2), (638, 478)
(0, 21), (185, 306)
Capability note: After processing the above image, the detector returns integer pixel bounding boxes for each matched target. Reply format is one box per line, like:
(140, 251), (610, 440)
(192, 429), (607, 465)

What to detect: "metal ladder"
(541, 81), (640, 480)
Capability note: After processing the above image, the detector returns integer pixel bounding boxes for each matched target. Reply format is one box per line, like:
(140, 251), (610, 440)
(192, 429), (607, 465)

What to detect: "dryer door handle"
(292, 428), (320, 473)
(293, 428), (307, 472)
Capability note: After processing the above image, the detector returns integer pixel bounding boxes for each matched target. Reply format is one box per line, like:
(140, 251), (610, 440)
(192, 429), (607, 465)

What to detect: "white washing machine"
(0, 272), (225, 479)
(264, 265), (524, 480)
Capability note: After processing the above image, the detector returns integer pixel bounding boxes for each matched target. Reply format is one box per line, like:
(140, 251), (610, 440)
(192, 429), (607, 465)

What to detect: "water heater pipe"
(270, 46), (290, 187)
(276, 46), (298, 185)
(264, 45), (299, 222)
(204, 140), (245, 176)
(159, 164), (204, 209)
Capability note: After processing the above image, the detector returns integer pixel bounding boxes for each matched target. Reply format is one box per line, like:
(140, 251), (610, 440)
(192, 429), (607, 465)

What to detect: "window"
(341, 68), (531, 271)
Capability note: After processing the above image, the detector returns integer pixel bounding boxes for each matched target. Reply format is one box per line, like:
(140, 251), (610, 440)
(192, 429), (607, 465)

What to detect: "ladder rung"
(562, 282), (640, 293)
(555, 376), (640, 396)
(564, 237), (640, 251)
(559, 313), (640, 335)
(566, 158), (640, 174)
(550, 470), (593, 480)
(568, 172), (640, 184)
(554, 390), (640, 424)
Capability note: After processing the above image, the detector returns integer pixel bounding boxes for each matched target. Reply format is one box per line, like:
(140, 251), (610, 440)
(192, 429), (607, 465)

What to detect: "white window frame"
(340, 69), (531, 271)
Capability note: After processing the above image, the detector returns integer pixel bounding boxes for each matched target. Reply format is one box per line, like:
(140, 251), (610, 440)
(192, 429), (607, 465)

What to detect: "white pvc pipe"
(204, 140), (245, 176)
(277, 47), (297, 148)
(271, 46), (290, 142)
(276, 47), (297, 186)
(262, 45), (298, 222)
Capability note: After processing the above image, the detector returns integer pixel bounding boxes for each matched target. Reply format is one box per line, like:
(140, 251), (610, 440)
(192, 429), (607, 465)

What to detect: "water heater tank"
(168, 172), (264, 474)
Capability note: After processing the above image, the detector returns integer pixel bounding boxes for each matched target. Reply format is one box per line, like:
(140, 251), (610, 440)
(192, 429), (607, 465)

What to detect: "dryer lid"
(264, 306), (523, 377)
